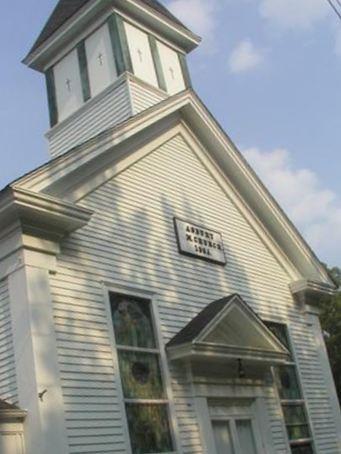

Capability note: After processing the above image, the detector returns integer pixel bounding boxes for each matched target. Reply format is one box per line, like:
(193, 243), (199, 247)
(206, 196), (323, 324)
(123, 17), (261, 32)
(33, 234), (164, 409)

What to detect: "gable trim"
(178, 124), (301, 281)
(27, 122), (304, 282)
(45, 117), (182, 201)
(8, 90), (334, 287)
(167, 294), (290, 365)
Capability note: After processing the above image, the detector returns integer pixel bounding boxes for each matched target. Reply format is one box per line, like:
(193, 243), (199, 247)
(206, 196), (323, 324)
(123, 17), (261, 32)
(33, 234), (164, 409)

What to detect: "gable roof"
(168, 294), (237, 347)
(167, 294), (291, 365)
(2, 89), (335, 290)
(28, 0), (190, 56)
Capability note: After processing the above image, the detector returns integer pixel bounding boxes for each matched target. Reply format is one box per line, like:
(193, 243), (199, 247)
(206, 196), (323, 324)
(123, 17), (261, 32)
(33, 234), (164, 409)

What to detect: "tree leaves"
(320, 266), (341, 403)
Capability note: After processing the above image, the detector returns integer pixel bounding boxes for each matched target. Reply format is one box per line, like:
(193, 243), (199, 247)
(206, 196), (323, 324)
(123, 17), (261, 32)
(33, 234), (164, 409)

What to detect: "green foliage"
(329, 267), (341, 287)
(319, 266), (341, 403)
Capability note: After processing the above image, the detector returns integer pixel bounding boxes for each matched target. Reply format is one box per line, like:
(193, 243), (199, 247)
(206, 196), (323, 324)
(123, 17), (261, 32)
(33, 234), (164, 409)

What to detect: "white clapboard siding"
(129, 78), (168, 115)
(50, 134), (338, 453)
(48, 78), (132, 158)
(290, 322), (340, 454)
(0, 279), (17, 404)
(47, 75), (168, 159)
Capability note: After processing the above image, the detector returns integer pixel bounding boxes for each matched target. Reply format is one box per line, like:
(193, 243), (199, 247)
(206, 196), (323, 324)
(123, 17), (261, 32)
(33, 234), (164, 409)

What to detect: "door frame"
(193, 383), (277, 454)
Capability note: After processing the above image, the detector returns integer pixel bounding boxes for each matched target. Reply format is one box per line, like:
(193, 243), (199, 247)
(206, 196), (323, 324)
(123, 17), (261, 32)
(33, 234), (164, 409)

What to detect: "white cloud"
(259, 0), (329, 30)
(244, 147), (341, 264)
(229, 39), (265, 73)
(166, 0), (218, 38)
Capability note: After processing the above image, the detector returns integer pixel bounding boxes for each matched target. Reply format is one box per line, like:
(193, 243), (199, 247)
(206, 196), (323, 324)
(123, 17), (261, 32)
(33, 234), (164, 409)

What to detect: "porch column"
(8, 248), (69, 454)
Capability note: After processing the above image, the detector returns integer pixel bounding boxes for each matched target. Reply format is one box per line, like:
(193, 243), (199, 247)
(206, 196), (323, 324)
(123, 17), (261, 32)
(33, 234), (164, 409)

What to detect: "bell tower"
(24, 0), (200, 158)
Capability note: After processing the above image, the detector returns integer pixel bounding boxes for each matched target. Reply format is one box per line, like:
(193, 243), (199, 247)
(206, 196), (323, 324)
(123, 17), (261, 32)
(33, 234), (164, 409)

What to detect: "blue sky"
(1, 0), (341, 266)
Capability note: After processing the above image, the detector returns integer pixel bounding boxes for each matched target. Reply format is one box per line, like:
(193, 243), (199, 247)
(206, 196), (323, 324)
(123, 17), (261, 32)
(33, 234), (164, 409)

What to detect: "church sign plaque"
(174, 218), (227, 265)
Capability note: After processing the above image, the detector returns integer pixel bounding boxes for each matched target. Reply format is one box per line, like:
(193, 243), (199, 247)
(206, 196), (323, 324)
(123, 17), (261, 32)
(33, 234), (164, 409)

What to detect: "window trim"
(103, 283), (180, 454)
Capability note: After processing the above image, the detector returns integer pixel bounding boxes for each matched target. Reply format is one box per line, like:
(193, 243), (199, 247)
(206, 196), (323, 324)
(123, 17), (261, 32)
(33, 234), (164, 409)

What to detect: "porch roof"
(167, 294), (291, 366)
(0, 399), (26, 421)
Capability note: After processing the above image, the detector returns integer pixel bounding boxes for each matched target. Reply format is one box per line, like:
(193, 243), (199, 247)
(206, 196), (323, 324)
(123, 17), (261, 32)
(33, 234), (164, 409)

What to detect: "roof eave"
(167, 342), (291, 366)
(23, 0), (200, 72)
(290, 279), (336, 307)
(0, 409), (27, 422)
(0, 186), (93, 238)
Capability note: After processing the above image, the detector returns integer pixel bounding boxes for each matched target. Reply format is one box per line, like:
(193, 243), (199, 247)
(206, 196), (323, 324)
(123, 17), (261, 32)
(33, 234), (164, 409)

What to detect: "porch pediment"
(167, 294), (290, 365)
(0, 399), (26, 422)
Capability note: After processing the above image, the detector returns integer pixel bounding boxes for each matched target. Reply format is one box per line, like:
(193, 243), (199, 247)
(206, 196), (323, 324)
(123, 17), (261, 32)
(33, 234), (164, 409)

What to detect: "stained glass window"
(110, 294), (156, 348)
(265, 321), (315, 454)
(291, 443), (314, 454)
(118, 351), (164, 399)
(277, 365), (302, 400)
(126, 404), (173, 454)
(110, 293), (174, 454)
(283, 403), (310, 442)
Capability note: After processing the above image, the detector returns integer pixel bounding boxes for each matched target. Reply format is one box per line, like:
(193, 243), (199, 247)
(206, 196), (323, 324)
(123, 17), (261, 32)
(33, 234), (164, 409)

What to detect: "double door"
(0, 428), (25, 454)
(210, 401), (263, 454)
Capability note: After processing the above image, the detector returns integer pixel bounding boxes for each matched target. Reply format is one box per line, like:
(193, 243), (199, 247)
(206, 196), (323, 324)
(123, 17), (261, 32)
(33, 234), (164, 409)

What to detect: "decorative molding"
(0, 187), (92, 277)
(0, 187), (93, 239)
(168, 342), (291, 365)
(290, 279), (336, 306)
(167, 295), (290, 365)
(23, 0), (200, 71)
(0, 409), (27, 422)
(23, 0), (109, 70)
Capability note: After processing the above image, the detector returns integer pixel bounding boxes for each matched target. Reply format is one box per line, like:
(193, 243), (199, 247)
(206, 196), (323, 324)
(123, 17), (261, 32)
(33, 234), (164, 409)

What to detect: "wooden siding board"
(48, 80), (132, 157)
(0, 279), (17, 405)
(130, 79), (167, 114)
(48, 77), (166, 158)
(50, 134), (338, 453)
(290, 323), (340, 454)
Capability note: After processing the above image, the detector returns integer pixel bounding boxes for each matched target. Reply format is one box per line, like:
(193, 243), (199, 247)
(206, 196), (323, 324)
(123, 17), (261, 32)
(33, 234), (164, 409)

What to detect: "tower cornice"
(24, 0), (200, 71)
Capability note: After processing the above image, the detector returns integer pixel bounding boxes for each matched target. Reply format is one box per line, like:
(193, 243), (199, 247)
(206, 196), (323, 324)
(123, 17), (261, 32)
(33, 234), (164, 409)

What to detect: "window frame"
(265, 321), (315, 453)
(103, 283), (179, 454)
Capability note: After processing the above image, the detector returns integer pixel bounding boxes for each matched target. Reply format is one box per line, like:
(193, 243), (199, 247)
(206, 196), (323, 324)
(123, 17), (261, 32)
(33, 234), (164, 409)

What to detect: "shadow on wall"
(18, 134), (333, 452)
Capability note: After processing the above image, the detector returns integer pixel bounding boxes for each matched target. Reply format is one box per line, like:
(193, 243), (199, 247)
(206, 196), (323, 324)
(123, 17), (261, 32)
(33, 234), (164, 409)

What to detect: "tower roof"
(29, 0), (189, 56)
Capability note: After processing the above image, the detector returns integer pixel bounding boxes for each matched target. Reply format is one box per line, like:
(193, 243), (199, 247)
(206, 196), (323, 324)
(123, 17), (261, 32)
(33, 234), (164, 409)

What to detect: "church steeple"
(24, 0), (200, 158)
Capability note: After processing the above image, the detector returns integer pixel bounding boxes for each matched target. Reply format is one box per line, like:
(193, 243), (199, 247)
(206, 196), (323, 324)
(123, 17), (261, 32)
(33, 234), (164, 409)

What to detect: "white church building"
(0, 1), (340, 453)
